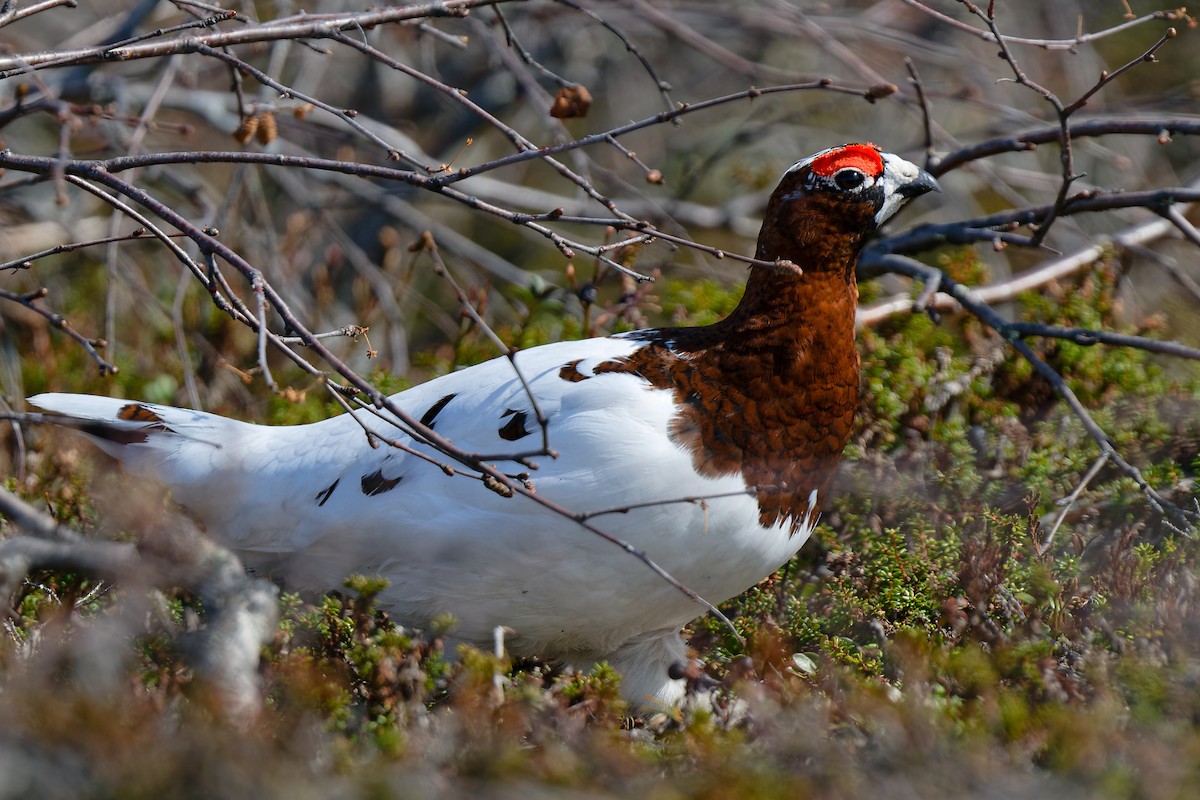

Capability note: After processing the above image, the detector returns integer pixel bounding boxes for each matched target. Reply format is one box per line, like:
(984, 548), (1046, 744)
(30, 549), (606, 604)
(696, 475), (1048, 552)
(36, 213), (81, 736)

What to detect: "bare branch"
(0, 482), (85, 542)
(905, 57), (935, 167)
(932, 119), (1200, 176)
(188, 41), (430, 171)
(0, 228), (188, 272)
(0, 0), (77, 29)
(1040, 453), (1110, 555)
(0, 2), (495, 75)
(860, 214), (1183, 325)
(901, 0), (1187, 49)
(1062, 27), (1177, 117)
(0, 287), (117, 375)
(0, 484), (279, 721)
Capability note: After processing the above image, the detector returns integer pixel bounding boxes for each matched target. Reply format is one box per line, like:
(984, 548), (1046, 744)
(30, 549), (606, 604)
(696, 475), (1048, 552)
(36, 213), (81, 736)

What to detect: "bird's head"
(756, 143), (940, 273)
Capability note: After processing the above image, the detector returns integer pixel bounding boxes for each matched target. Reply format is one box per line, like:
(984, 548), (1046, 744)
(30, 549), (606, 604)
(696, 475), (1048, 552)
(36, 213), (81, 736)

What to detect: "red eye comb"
(808, 143), (883, 178)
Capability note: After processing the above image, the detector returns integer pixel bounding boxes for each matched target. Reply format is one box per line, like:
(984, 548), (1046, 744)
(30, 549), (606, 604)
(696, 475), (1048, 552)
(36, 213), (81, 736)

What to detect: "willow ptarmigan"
(30, 143), (939, 708)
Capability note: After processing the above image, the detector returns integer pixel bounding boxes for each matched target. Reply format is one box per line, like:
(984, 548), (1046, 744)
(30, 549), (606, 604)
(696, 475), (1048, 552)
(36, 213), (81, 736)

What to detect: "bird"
(30, 143), (939, 709)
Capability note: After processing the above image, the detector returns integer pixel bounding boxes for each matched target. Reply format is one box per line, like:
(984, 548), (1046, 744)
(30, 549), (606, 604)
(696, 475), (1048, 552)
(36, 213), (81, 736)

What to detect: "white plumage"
(31, 335), (812, 708)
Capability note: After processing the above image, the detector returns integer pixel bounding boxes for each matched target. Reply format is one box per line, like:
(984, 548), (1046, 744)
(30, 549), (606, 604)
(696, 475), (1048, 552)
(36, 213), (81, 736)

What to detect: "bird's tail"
(27, 393), (243, 486)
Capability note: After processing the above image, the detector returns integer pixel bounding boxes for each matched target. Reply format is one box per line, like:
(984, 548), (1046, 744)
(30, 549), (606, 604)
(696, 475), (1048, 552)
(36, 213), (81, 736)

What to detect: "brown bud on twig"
(408, 230), (435, 253)
(254, 111), (277, 145)
(482, 474), (514, 497)
(550, 85), (592, 119)
(864, 83), (898, 103)
(232, 114), (258, 144)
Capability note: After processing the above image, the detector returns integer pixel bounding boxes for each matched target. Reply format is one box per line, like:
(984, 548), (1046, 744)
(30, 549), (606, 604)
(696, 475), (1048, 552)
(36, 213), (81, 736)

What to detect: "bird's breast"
(590, 334), (858, 532)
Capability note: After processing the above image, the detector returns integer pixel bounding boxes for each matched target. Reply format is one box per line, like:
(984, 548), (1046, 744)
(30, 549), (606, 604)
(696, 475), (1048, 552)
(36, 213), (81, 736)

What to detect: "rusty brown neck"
(675, 191), (865, 354)
(593, 203), (866, 532)
(713, 263), (858, 346)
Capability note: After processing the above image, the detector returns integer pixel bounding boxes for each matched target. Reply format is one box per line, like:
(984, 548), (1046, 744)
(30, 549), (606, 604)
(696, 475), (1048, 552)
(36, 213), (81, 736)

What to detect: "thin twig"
(860, 214), (1182, 326)
(0, 0), (76, 29)
(874, 187), (1200, 257)
(1041, 453), (1109, 555)
(491, 5), (574, 89)
(575, 488), (759, 522)
(904, 57), (935, 168)
(252, 272), (276, 392)
(901, 0), (1186, 49)
(0, 1), (496, 75)
(0, 228), (190, 272)
(963, 3), (1075, 247)
(0, 288), (116, 375)
(432, 80), (879, 187)
(552, 0), (675, 112)
(931, 118), (1200, 176)
(276, 324), (371, 345)
(420, 233), (557, 463)
(188, 41), (429, 171)
(10, 148), (801, 276)
(328, 28), (638, 224)
(1161, 205), (1200, 248)
(1062, 27), (1177, 117)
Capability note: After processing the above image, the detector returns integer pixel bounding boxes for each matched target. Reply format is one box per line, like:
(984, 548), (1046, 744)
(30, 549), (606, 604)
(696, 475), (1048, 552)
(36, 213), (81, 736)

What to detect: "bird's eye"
(833, 168), (866, 190)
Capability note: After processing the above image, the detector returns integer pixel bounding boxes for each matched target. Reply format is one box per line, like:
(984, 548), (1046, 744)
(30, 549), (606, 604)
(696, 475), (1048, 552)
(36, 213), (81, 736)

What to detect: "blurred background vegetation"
(1, 1), (1199, 797)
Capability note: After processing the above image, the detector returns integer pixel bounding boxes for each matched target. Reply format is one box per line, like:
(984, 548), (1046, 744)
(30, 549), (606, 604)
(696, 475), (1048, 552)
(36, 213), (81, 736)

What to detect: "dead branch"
(0, 2), (495, 75)
(901, 0), (1189, 49)
(0, 484), (278, 721)
(859, 213), (1184, 326)
(0, 287), (116, 375)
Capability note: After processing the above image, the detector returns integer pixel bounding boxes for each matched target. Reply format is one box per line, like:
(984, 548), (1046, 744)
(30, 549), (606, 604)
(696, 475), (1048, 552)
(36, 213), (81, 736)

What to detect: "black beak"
(898, 168), (942, 198)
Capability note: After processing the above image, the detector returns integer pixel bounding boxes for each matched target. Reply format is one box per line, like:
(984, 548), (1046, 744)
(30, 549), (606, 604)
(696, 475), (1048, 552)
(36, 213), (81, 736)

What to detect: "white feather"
(31, 335), (816, 708)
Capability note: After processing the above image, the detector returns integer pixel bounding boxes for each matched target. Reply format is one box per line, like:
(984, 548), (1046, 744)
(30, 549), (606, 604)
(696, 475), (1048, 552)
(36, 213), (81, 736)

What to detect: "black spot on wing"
(315, 478), (340, 507)
(498, 408), (532, 441)
(420, 393), (457, 430)
(361, 469), (403, 496)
